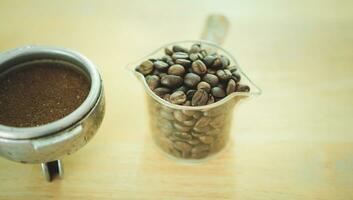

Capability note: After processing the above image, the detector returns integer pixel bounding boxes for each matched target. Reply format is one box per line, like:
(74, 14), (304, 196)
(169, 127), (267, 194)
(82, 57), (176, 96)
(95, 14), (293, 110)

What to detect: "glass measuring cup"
(129, 15), (261, 161)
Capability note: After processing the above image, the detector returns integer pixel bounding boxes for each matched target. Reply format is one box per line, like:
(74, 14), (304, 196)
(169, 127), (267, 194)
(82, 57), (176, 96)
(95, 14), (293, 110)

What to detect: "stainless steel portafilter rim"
(0, 45), (101, 139)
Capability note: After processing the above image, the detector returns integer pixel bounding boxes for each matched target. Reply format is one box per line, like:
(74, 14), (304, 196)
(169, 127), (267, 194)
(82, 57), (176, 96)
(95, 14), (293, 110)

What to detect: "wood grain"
(0, 0), (352, 199)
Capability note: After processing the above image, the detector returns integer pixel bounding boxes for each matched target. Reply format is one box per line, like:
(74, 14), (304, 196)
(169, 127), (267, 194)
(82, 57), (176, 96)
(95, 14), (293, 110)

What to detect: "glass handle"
(201, 14), (229, 45)
(41, 160), (64, 182)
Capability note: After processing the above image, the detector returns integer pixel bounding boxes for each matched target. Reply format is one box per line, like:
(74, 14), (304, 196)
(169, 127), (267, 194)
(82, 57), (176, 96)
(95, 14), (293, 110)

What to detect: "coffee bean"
(184, 73), (201, 88)
(207, 94), (215, 104)
(203, 55), (216, 67)
(170, 91), (186, 105)
(182, 109), (196, 117)
(191, 60), (207, 75)
(172, 45), (188, 53)
(187, 139), (201, 146)
(186, 89), (197, 100)
(183, 100), (191, 106)
(210, 115), (225, 128)
(231, 72), (241, 82)
(189, 53), (199, 61)
(173, 122), (192, 132)
(183, 118), (196, 126)
(203, 74), (219, 87)
(191, 144), (210, 154)
(162, 55), (174, 65)
(175, 59), (191, 67)
(191, 151), (209, 159)
(216, 69), (232, 81)
(154, 60), (169, 71)
(200, 49), (208, 58)
(226, 79), (236, 94)
(168, 64), (185, 76)
(191, 89), (208, 106)
(237, 84), (250, 92)
(195, 117), (211, 128)
(145, 75), (160, 90)
(137, 60), (154, 75)
(160, 109), (174, 120)
(199, 135), (214, 144)
(175, 85), (188, 93)
(212, 57), (222, 68)
(164, 48), (173, 56)
(207, 68), (217, 75)
(211, 87), (226, 98)
(173, 110), (190, 121)
(197, 81), (211, 93)
(161, 75), (183, 88)
(172, 52), (189, 60)
(153, 87), (170, 97)
(219, 55), (230, 68)
(190, 43), (201, 54)
(163, 94), (171, 102)
(174, 132), (192, 140)
(174, 141), (192, 153)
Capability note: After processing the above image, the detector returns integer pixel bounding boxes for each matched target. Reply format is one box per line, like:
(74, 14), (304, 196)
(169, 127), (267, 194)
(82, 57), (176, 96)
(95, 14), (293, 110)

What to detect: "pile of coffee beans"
(136, 43), (250, 106)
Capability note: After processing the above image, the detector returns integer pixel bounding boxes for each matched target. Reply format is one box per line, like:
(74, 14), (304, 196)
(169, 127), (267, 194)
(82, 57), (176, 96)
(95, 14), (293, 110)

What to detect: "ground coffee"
(0, 62), (90, 127)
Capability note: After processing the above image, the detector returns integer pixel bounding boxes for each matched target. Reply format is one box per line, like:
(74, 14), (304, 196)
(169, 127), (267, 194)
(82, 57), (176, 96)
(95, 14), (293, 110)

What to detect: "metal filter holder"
(0, 46), (105, 181)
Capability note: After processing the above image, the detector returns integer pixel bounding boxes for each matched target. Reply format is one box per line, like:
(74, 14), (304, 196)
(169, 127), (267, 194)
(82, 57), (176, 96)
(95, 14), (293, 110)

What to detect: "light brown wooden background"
(0, 0), (352, 199)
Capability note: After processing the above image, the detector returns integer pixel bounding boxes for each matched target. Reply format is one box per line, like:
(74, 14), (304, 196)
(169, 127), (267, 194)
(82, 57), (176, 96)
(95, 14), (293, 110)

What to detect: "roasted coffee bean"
(175, 59), (191, 67)
(168, 64), (185, 76)
(226, 79), (236, 94)
(174, 132), (192, 140)
(211, 87), (226, 98)
(190, 43), (201, 53)
(237, 84), (250, 92)
(173, 110), (190, 122)
(191, 89), (208, 106)
(207, 94), (215, 104)
(173, 122), (192, 132)
(161, 75), (183, 88)
(219, 55), (230, 68)
(187, 139), (201, 145)
(191, 144), (210, 154)
(191, 151), (209, 159)
(203, 74), (219, 86)
(182, 109), (196, 117)
(175, 85), (188, 93)
(186, 89), (197, 100)
(184, 73), (201, 88)
(145, 75), (160, 90)
(231, 72), (241, 82)
(199, 135), (214, 144)
(170, 91), (186, 105)
(193, 112), (202, 119)
(154, 60), (169, 71)
(172, 45), (188, 53)
(200, 49), (208, 58)
(183, 100), (191, 106)
(153, 87), (170, 97)
(162, 55), (174, 66)
(137, 60), (154, 75)
(160, 109), (174, 120)
(164, 48), (173, 56)
(174, 141), (192, 153)
(191, 60), (207, 75)
(159, 73), (167, 79)
(163, 94), (171, 102)
(212, 57), (222, 68)
(210, 115), (225, 128)
(228, 65), (237, 72)
(189, 53), (199, 61)
(183, 118), (196, 126)
(195, 117), (211, 128)
(197, 81), (211, 93)
(172, 52), (189, 60)
(203, 55), (216, 67)
(216, 69), (232, 81)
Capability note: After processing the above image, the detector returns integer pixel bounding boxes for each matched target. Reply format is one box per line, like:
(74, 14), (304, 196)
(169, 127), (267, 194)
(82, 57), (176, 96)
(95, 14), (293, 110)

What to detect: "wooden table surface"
(0, 0), (352, 199)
